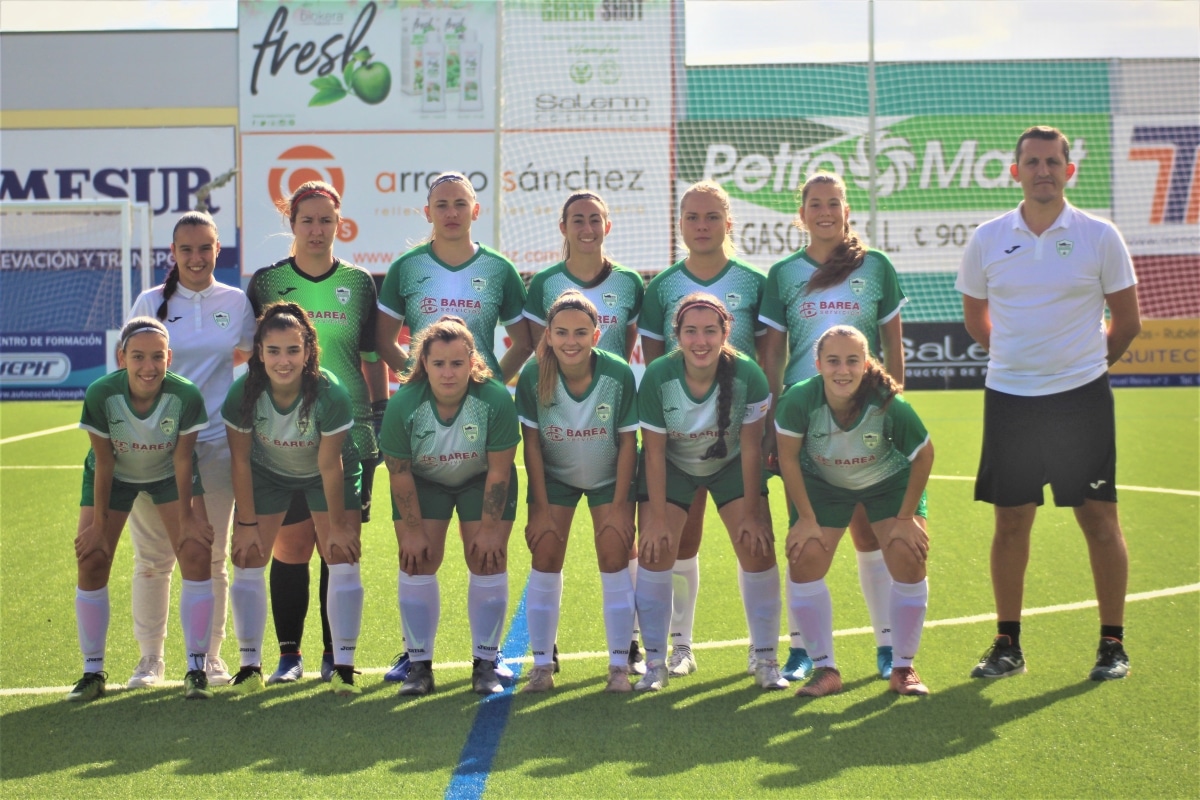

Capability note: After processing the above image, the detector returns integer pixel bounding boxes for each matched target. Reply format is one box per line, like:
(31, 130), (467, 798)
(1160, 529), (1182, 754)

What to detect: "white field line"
(3, 582), (1196, 697)
(0, 424), (78, 445)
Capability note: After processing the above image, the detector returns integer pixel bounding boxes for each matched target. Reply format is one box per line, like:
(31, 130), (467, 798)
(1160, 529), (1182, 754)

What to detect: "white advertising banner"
(500, 129), (673, 274)
(239, 0), (498, 133)
(0, 127), (239, 273)
(240, 131), (497, 275)
(501, 0), (673, 130)
(1112, 115), (1200, 257)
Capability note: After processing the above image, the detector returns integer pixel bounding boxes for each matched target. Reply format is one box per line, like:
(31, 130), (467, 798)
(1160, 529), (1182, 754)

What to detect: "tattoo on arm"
(384, 455), (411, 475)
(483, 481), (509, 521)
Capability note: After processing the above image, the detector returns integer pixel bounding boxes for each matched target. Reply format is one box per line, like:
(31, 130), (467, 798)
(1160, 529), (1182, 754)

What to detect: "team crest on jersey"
(420, 297), (438, 315)
(1056, 239), (1074, 257)
(849, 278), (866, 296)
(297, 416), (309, 434)
(213, 311), (230, 329)
(862, 432), (880, 449)
(602, 292), (618, 309)
(336, 287), (351, 306)
(471, 277), (488, 293)
(159, 417), (177, 437)
(596, 403), (612, 422)
(462, 422), (480, 442)
(725, 292), (742, 309)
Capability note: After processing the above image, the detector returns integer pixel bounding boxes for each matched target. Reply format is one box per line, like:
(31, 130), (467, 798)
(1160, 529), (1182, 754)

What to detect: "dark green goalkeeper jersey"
(247, 257), (380, 461)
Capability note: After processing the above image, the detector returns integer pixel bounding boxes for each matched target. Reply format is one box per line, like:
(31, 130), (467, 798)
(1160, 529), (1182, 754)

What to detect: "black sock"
(319, 557), (333, 654)
(270, 558), (309, 655)
(1100, 625), (1124, 642)
(997, 621), (1021, 648)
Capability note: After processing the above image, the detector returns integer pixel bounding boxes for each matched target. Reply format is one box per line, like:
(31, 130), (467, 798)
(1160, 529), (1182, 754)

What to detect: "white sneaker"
(746, 644), (758, 675)
(205, 655), (232, 686)
(127, 655), (165, 688)
(667, 645), (697, 677)
(755, 659), (789, 691)
(634, 663), (669, 692)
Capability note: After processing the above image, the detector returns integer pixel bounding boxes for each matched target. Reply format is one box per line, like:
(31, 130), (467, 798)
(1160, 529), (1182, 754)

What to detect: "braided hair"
(815, 325), (902, 421)
(671, 292), (739, 461)
(240, 302), (322, 432)
(536, 290), (599, 408)
(157, 212), (219, 320)
(559, 191), (613, 283)
(796, 173), (869, 294)
(402, 315), (492, 386)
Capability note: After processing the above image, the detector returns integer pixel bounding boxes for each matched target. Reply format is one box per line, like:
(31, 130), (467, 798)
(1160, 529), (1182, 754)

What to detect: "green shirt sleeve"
(616, 359), (639, 433)
(522, 270), (548, 325)
(379, 385), (414, 461)
(221, 374), (248, 431)
(626, 267), (646, 321)
(176, 377), (209, 435)
(79, 377), (111, 435)
(500, 261), (527, 327)
(875, 251), (906, 322)
(317, 373), (354, 436)
(775, 379), (816, 438)
(638, 275), (665, 340)
(886, 394), (930, 459)
(378, 256), (406, 319)
(514, 359), (540, 426)
(483, 380), (521, 451)
(759, 262), (786, 330)
(638, 359), (667, 430)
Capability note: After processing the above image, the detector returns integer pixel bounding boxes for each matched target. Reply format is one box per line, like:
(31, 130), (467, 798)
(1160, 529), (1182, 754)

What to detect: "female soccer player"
(247, 181), (384, 685)
(523, 191), (645, 362)
(380, 316), (520, 697)
(516, 291), (640, 693)
(222, 302), (365, 697)
(69, 317), (214, 702)
(760, 172), (908, 681)
(124, 212), (255, 690)
(634, 293), (784, 692)
(776, 325), (932, 698)
(638, 181), (768, 678)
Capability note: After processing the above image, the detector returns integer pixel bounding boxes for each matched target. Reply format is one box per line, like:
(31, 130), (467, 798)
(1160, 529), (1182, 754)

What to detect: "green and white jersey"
(639, 258), (766, 355)
(523, 261), (645, 357)
(80, 370), (208, 484)
(380, 378), (519, 488)
(759, 248), (906, 385)
(638, 351), (770, 477)
(775, 376), (929, 492)
(378, 242), (527, 376)
(515, 349), (639, 490)
(247, 258), (380, 460)
(222, 367), (356, 479)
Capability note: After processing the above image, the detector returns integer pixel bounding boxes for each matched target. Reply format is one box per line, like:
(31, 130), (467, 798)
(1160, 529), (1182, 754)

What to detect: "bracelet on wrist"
(236, 520), (258, 527)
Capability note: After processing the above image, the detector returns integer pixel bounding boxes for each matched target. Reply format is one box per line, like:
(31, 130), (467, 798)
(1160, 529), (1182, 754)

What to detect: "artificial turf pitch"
(1, 388), (1196, 798)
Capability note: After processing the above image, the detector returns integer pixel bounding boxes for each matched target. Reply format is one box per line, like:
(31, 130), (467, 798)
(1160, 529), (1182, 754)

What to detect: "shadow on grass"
(0, 675), (489, 781)
(494, 670), (1102, 788)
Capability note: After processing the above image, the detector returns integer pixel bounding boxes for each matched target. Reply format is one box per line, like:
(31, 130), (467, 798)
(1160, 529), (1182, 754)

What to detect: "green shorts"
(395, 464), (519, 522)
(530, 473), (636, 509)
(251, 462), (362, 516)
(79, 452), (204, 513)
(637, 451), (768, 511)
(790, 469), (929, 529)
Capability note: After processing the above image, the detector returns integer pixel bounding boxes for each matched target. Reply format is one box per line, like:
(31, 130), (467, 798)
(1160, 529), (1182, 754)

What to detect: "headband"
(121, 324), (167, 350)
(427, 172), (471, 198)
(676, 299), (727, 323)
(293, 187), (337, 207)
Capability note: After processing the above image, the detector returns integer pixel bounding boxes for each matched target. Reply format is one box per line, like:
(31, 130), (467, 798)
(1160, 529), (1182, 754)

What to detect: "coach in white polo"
(956, 125), (1141, 683)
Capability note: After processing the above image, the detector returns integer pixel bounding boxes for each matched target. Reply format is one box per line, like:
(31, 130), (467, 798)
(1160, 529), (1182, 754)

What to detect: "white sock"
(628, 558), (640, 640)
(633, 567), (673, 664)
(785, 601), (809, 651)
(131, 567), (170, 659)
(527, 569), (563, 667)
(740, 565), (781, 664)
(179, 579), (214, 672)
(670, 555), (699, 648)
(230, 566), (267, 668)
(76, 586), (109, 675)
(857, 549), (893, 647)
(209, 554), (229, 659)
(890, 579), (929, 668)
(468, 572), (508, 661)
(398, 572), (439, 662)
(326, 563), (363, 668)
(788, 577), (836, 671)
(600, 568), (635, 667)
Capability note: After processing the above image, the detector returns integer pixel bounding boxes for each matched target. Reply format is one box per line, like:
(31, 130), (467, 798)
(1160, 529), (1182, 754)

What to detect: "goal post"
(0, 199), (153, 400)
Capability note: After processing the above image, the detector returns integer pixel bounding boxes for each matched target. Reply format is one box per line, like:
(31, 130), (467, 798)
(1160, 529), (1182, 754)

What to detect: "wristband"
(236, 520), (258, 527)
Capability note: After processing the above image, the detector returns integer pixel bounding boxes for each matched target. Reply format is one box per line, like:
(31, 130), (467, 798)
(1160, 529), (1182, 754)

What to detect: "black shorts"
(976, 375), (1118, 508)
(282, 455), (379, 525)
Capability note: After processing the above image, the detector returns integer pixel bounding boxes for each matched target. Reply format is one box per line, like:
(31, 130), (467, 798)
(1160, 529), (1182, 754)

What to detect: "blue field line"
(444, 583), (531, 800)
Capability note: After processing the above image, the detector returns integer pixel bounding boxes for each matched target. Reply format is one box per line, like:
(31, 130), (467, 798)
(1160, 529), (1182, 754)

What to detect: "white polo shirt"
(129, 281), (256, 443)
(956, 202), (1137, 396)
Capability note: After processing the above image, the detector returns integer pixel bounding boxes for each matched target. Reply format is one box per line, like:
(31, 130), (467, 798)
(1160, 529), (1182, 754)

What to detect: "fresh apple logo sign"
(267, 145), (358, 242)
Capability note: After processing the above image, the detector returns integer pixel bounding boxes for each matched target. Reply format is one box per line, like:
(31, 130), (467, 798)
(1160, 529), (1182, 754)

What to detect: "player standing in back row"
(956, 126), (1141, 681)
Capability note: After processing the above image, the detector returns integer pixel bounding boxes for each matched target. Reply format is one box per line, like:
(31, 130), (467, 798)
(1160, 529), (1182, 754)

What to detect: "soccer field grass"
(1, 388), (1197, 798)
